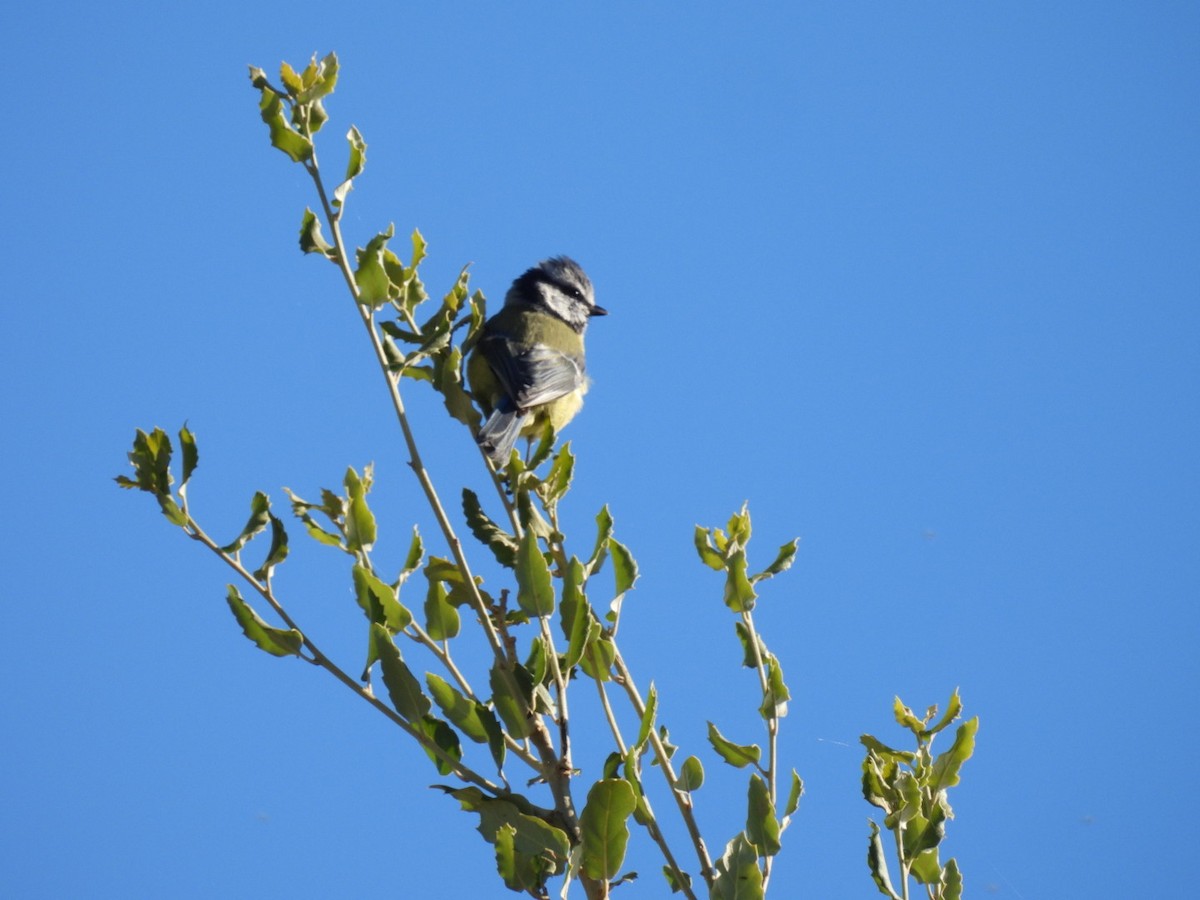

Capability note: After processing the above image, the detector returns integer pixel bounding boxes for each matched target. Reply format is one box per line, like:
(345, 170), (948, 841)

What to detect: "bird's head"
(506, 256), (607, 332)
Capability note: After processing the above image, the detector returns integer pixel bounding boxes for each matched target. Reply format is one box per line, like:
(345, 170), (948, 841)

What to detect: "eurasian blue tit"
(467, 257), (606, 464)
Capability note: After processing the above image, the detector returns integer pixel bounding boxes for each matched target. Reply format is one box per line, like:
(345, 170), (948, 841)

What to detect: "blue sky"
(3, 2), (1197, 897)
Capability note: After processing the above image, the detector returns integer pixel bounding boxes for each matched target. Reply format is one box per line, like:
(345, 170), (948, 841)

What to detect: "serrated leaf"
(343, 466), (376, 552)
(710, 833), (764, 900)
(541, 443), (574, 504)
(676, 756), (705, 792)
(463, 488), (517, 567)
(734, 621), (768, 668)
(727, 503), (752, 545)
(929, 717), (978, 792)
(746, 774), (781, 857)
(860, 733), (918, 764)
(225, 585), (303, 657)
(758, 654), (790, 719)
(221, 491), (271, 554)
(634, 684), (657, 752)
(751, 538), (800, 583)
(371, 623), (429, 720)
(724, 548), (757, 612)
(255, 87), (311, 162)
(942, 857), (963, 900)
(926, 688), (964, 736)
(401, 526), (424, 574)
(894, 696), (924, 733)
(909, 846), (943, 884)
(299, 207), (334, 255)
(354, 225), (395, 308)
(515, 529), (555, 618)
(579, 779), (638, 881)
(694, 526), (726, 571)
(588, 505), (613, 575)
(707, 722), (761, 769)
(332, 124), (366, 208)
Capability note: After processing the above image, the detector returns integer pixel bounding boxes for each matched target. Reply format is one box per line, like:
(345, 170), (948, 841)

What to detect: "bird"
(467, 256), (606, 464)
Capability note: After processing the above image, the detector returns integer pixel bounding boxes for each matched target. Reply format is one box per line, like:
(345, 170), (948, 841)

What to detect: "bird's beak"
(590, 305), (609, 316)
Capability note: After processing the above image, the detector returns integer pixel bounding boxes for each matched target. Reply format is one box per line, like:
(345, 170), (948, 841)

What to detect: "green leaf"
(758, 654), (790, 719)
(118, 427), (173, 495)
(709, 833), (764, 900)
(588, 505), (613, 575)
(707, 722), (761, 769)
(401, 526), (425, 574)
(860, 733), (917, 764)
(751, 538), (800, 583)
(926, 688), (964, 736)
(225, 585), (303, 657)
(610, 538), (638, 603)
(352, 564), (411, 632)
(559, 557), (594, 669)
(783, 769), (804, 819)
(412, 713), (462, 776)
(354, 225), (396, 308)
(423, 575), (460, 641)
(579, 779), (638, 881)
(343, 466), (376, 552)
(676, 756), (705, 792)
(909, 846), (943, 884)
(370, 623), (429, 720)
(734, 621), (768, 668)
(489, 662), (532, 738)
(515, 529), (555, 618)
(221, 491), (271, 554)
(439, 787), (569, 887)
(942, 857), (963, 900)
(634, 683), (657, 752)
(299, 207), (334, 255)
(178, 424), (198, 487)
(541, 443), (575, 504)
(255, 86), (311, 162)
(694, 526), (726, 571)
(662, 865), (693, 894)
(252, 512), (290, 581)
(462, 488), (517, 568)
(727, 503), (752, 544)
(580, 633), (615, 682)
(867, 820), (902, 899)
(893, 696), (924, 733)
(929, 716), (979, 792)
(426, 674), (505, 767)
(333, 125), (366, 208)
(746, 774), (781, 857)
(409, 228), (427, 270)
(724, 548), (757, 612)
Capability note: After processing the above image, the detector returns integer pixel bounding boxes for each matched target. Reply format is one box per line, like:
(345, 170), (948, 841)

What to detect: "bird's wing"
(480, 337), (585, 411)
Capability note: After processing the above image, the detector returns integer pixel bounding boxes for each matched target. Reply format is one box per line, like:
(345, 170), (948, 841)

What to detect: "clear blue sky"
(3, 2), (1197, 897)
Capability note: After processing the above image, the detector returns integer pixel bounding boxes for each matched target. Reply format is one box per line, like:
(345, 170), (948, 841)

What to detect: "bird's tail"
(477, 405), (527, 464)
